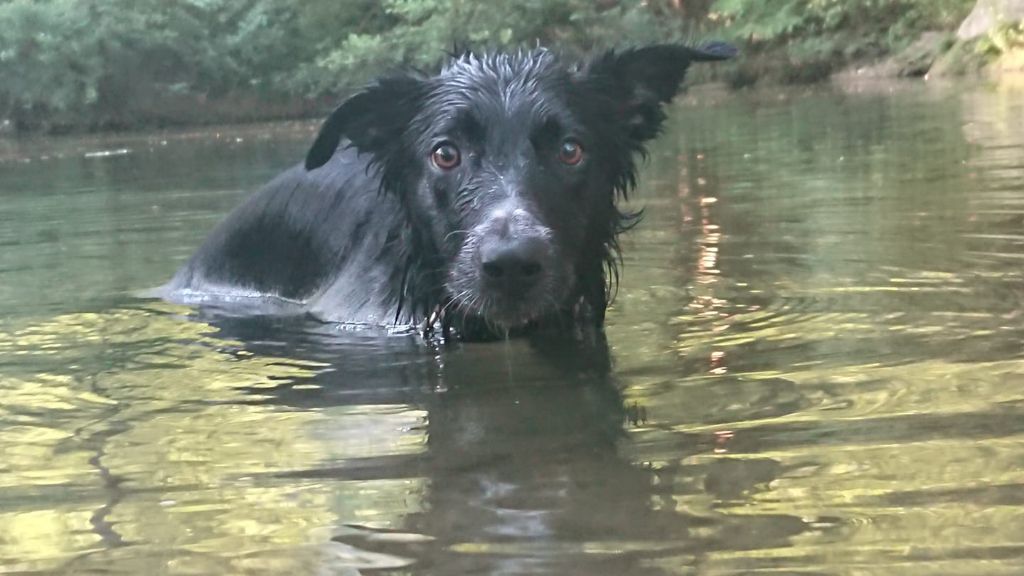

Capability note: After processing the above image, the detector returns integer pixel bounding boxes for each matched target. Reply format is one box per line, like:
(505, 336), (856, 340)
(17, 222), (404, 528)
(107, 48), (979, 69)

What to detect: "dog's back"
(162, 147), (418, 325)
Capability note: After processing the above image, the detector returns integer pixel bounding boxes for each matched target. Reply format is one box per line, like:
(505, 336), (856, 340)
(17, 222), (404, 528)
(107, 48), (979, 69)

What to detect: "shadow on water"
(158, 313), (807, 575)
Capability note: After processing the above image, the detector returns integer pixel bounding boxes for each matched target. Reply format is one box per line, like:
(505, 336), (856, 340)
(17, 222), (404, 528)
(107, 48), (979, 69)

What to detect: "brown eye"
(558, 139), (584, 165)
(431, 142), (461, 170)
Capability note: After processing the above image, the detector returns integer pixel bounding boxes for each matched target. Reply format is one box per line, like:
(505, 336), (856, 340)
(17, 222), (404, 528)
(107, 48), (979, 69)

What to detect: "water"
(0, 82), (1022, 575)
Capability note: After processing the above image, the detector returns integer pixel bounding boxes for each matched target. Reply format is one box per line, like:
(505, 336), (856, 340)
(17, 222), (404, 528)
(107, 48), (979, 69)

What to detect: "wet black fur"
(162, 42), (735, 340)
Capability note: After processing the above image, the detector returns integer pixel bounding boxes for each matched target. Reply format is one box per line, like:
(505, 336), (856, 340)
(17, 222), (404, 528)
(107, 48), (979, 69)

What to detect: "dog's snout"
(480, 237), (547, 286)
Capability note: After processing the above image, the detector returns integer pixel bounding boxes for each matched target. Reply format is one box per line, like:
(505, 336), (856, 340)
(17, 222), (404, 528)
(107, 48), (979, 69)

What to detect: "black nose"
(480, 238), (547, 286)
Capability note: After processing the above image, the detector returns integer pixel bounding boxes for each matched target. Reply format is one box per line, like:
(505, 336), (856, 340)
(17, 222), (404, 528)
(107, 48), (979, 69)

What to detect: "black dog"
(161, 43), (734, 339)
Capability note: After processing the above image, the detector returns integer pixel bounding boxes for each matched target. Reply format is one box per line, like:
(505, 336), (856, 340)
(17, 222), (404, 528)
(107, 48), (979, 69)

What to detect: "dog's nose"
(480, 238), (546, 286)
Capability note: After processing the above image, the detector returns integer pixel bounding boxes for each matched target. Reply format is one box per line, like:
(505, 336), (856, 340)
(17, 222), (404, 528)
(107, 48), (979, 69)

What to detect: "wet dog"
(161, 43), (735, 340)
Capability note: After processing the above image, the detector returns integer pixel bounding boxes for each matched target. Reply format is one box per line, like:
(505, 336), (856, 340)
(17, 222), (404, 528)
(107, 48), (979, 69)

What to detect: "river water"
(0, 81), (1022, 575)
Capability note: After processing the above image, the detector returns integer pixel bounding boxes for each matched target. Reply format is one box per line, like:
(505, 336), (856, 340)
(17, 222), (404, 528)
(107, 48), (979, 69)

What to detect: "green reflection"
(605, 83), (1024, 575)
(0, 307), (426, 574)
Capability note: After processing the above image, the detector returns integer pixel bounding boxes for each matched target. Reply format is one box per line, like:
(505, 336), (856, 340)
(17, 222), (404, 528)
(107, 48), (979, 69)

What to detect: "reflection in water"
(0, 84), (1022, 574)
(0, 306), (802, 574)
(0, 308), (347, 573)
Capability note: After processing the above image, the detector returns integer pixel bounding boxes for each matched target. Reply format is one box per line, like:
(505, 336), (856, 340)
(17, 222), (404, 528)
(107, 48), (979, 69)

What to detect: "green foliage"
(0, 0), (984, 130)
(0, 0), (700, 131)
(712, 0), (972, 42)
(977, 21), (1024, 54)
(0, 0), (315, 129)
(288, 0), (690, 96)
(710, 0), (974, 76)
(0, 1), (101, 123)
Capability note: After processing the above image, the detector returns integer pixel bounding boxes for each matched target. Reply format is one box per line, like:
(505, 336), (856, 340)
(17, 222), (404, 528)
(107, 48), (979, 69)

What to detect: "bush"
(978, 21), (1024, 54)
(2, 0), (990, 130)
(0, 0), (310, 130)
(0, 0), (709, 132)
(285, 0), (697, 96)
(709, 0), (975, 80)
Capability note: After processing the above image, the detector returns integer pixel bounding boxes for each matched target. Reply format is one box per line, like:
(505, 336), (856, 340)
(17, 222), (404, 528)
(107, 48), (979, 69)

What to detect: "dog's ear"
(579, 42), (736, 143)
(305, 75), (426, 171)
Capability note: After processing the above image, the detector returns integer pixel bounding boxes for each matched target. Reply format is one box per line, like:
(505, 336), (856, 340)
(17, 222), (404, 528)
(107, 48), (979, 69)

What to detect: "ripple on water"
(0, 85), (1023, 575)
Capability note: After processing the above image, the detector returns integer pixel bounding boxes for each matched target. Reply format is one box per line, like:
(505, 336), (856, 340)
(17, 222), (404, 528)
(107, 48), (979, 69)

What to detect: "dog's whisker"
(443, 229), (472, 243)
(440, 290), (470, 320)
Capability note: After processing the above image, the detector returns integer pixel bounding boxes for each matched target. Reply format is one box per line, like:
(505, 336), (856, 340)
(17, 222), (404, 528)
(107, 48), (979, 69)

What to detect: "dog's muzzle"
(448, 206), (562, 327)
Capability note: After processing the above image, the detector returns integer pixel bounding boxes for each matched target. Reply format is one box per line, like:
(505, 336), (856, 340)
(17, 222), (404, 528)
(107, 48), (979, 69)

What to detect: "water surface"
(0, 82), (1022, 575)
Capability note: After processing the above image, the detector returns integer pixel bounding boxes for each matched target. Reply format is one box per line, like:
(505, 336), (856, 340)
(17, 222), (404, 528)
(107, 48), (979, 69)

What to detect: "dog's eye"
(431, 142), (461, 170)
(558, 140), (584, 166)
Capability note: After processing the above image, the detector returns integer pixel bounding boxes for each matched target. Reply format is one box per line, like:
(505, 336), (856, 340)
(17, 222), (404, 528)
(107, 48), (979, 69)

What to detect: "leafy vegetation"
(290, 0), (697, 95)
(977, 21), (1024, 54)
(0, 0), (313, 130)
(709, 0), (975, 83)
(0, 0), (703, 132)
(0, 0), (1006, 132)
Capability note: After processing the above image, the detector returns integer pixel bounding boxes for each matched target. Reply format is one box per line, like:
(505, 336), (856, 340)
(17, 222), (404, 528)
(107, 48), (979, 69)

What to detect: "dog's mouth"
(442, 264), (573, 330)
(443, 289), (555, 329)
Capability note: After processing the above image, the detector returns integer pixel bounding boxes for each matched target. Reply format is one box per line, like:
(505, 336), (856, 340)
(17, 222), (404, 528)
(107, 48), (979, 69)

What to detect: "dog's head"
(305, 43), (734, 331)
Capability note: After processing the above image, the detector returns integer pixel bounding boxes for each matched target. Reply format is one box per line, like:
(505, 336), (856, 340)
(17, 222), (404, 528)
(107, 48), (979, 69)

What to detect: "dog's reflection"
(197, 315), (806, 575)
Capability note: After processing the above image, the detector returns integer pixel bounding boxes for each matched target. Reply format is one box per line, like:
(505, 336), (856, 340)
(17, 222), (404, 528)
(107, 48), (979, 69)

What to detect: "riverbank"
(835, 28), (1024, 84)
(718, 0), (1024, 88)
(1, 1), (1021, 137)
